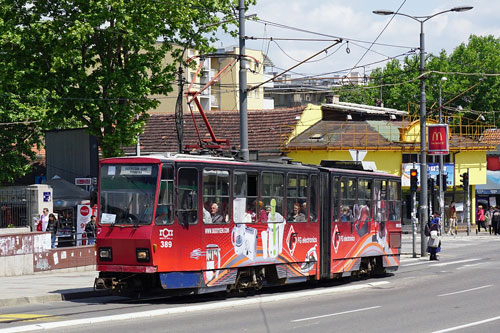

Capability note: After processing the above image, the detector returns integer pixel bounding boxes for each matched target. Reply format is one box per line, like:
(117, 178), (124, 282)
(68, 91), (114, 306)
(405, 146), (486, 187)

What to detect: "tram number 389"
(160, 241), (173, 248)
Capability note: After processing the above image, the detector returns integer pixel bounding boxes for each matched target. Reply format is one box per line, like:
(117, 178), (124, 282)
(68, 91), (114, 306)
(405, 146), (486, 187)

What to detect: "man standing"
(85, 215), (97, 245)
(446, 201), (457, 235)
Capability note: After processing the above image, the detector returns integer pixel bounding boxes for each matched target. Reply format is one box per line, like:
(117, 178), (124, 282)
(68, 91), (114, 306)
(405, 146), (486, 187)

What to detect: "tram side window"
(310, 175), (318, 222)
(374, 180), (387, 222)
(155, 165), (174, 225)
(287, 174), (308, 222)
(203, 169), (230, 224)
(233, 171), (259, 223)
(332, 177), (339, 221)
(340, 178), (356, 222)
(177, 168), (198, 225)
(358, 179), (372, 220)
(388, 181), (401, 221)
(262, 172), (284, 222)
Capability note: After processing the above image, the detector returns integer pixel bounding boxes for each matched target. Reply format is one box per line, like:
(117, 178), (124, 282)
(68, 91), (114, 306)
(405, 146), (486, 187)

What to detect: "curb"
(0, 289), (111, 308)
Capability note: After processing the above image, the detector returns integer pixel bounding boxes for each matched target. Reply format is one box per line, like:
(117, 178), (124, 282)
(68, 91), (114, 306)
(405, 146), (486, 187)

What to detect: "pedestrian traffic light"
(410, 169), (418, 192)
(441, 174), (448, 190)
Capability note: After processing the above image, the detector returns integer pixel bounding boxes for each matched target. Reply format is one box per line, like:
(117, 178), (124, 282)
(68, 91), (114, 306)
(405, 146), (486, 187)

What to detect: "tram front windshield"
(99, 164), (158, 225)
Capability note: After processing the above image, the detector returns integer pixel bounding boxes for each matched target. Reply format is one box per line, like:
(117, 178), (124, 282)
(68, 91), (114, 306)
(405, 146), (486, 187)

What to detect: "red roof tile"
(123, 107), (305, 154)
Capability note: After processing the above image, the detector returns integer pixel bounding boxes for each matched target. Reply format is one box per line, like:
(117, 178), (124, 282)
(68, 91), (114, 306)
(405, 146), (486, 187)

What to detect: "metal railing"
(0, 188), (31, 228)
(280, 114), (495, 151)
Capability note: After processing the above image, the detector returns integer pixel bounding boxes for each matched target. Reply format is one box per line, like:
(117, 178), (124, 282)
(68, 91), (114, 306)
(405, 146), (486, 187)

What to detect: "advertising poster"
(428, 124), (449, 155)
(402, 163), (454, 187)
(77, 204), (91, 246)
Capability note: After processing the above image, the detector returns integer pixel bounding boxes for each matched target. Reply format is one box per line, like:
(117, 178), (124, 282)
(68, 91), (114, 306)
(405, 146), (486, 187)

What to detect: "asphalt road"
(1, 235), (499, 333)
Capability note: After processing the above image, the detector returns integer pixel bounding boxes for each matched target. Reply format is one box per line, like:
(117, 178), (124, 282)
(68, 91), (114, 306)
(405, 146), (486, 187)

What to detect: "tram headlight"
(136, 248), (150, 263)
(99, 247), (112, 262)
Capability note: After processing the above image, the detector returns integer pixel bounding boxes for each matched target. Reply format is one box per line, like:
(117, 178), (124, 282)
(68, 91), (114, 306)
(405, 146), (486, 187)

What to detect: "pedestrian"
(85, 215), (97, 245)
(492, 206), (500, 235)
(46, 213), (60, 248)
(37, 208), (50, 232)
(446, 201), (457, 236)
(427, 212), (441, 261)
(485, 206), (493, 235)
(476, 205), (486, 234)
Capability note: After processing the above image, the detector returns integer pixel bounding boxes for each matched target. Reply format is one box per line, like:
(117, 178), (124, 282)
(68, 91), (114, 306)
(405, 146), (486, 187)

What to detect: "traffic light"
(441, 174), (448, 190)
(460, 172), (469, 188)
(428, 177), (435, 190)
(410, 169), (418, 192)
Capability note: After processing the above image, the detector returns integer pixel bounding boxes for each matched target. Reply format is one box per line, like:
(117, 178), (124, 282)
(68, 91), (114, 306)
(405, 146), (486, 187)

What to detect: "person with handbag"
(427, 212), (442, 261)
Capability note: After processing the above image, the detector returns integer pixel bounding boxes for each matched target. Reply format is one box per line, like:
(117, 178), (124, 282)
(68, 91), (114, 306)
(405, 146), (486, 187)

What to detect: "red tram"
(94, 153), (401, 294)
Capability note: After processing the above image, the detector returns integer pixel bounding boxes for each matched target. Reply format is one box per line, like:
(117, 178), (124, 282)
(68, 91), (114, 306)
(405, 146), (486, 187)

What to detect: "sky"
(216, 0), (500, 79)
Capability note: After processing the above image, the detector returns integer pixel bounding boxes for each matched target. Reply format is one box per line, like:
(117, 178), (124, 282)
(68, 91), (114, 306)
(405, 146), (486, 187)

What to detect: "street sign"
(75, 178), (92, 186)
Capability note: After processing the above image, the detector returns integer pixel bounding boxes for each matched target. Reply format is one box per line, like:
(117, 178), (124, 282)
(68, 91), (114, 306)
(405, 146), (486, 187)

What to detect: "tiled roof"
(123, 107), (305, 154)
(480, 129), (500, 145)
(285, 119), (494, 151)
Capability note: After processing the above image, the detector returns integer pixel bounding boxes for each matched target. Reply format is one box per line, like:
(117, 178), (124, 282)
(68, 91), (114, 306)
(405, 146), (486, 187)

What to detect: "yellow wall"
(287, 150), (403, 175)
(217, 47), (265, 111)
(454, 151), (486, 185)
(287, 104), (322, 142)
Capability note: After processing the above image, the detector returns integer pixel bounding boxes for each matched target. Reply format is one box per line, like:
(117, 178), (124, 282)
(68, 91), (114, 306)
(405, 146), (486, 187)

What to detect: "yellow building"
(150, 46), (273, 114)
(282, 100), (495, 226)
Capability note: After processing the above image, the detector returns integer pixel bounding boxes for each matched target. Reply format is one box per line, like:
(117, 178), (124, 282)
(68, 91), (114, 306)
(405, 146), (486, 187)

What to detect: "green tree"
(338, 35), (500, 126)
(0, 0), (254, 182)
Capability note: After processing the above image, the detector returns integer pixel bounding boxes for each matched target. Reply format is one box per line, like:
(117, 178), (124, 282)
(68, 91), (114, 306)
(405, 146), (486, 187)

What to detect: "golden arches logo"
(431, 131), (444, 143)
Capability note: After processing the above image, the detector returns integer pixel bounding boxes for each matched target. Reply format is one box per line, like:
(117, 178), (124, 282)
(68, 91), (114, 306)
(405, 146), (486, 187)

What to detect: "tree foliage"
(0, 0), (254, 183)
(336, 35), (500, 125)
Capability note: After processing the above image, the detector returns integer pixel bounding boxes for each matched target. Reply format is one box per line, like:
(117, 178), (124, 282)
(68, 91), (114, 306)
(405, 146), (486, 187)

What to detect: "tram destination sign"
(75, 178), (92, 186)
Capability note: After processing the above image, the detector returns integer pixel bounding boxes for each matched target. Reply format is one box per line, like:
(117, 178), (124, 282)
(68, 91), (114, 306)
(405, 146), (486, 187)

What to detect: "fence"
(0, 188), (31, 229)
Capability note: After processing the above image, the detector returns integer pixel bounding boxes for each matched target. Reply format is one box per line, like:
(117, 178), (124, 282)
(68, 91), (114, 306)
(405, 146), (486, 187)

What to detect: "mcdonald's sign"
(428, 124), (449, 155)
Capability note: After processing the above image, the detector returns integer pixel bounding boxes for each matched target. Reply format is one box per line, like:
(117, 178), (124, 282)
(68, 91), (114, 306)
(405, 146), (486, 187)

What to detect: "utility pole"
(438, 77), (447, 235)
(239, 0), (249, 161)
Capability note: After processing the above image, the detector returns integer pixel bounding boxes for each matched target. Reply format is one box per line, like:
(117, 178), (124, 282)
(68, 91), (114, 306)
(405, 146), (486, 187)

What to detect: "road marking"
(0, 314), (51, 323)
(438, 285), (492, 297)
(291, 306), (381, 322)
(431, 315), (500, 332)
(404, 261), (429, 266)
(0, 281), (389, 332)
(456, 263), (483, 270)
(433, 258), (480, 267)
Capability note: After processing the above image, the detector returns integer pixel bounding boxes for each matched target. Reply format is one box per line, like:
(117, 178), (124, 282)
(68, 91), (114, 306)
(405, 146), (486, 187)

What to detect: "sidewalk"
(0, 269), (109, 308)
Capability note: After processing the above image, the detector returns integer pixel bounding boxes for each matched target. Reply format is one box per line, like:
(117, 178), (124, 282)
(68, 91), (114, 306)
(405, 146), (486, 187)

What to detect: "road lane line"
(433, 258), (480, 267)
(438, 285), (492, 297)
(291, 306), (381, 322)
(431, 315), (500, 332)
(0, 281), (389, 332)
(404, 261), (429, 267)
(456, 263), (483, 270)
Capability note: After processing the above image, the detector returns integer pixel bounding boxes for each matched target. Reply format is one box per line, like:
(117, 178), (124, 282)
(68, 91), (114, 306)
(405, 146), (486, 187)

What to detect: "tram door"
(331, 177), (356, 273)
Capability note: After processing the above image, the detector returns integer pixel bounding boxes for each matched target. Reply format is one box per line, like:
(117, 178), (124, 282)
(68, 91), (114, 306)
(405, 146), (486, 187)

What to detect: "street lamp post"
(373, 6), (473, 256)
(438, 76), (447, 235)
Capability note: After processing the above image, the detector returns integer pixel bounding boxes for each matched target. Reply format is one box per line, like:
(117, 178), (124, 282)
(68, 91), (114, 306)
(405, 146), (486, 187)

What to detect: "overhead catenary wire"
(253, 17), (416, 50)
(345, 0), (408, 78)
(247, 39), (342, 92)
